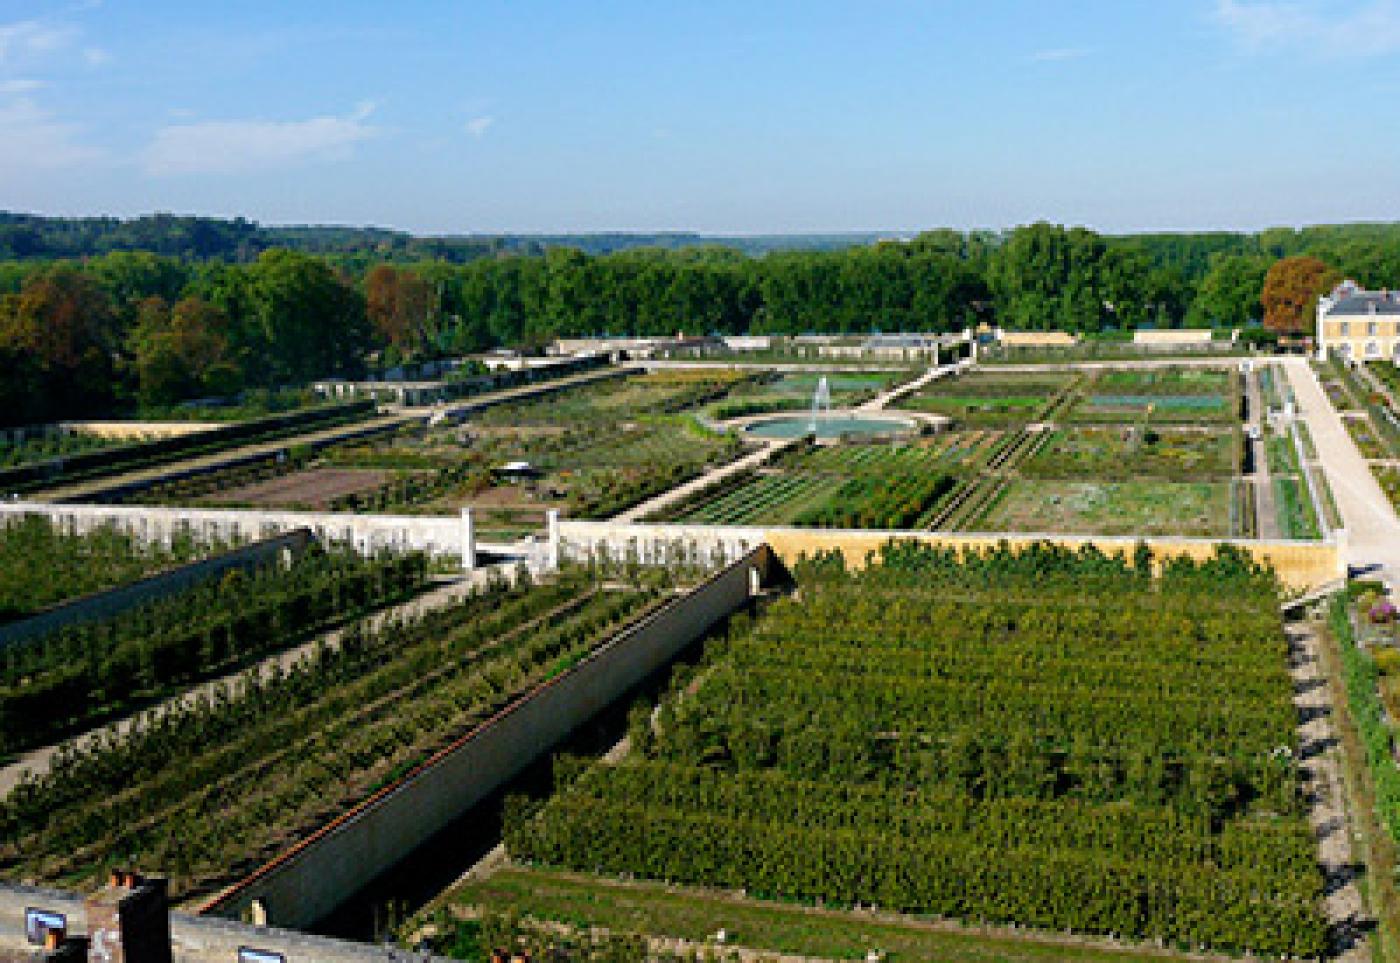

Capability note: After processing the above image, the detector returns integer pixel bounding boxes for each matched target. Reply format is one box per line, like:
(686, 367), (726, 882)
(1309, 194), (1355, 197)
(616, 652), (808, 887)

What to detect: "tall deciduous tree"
(0, 266), (118, 417)
(365, 264), (432, 358)
(1186, 254), (1270, 329)
(129, 296), (240, 407)
(245, 249), (371, 383)
(1260, 256), (1339, 335)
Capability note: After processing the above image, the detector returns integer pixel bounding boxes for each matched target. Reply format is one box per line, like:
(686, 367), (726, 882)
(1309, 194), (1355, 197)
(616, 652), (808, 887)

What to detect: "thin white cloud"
(465, 114), (495, 137)
(0, 20), (77, 64)
(1214, 0), (1400, 57)
(0, 78), (42, 95)
(0, 94), (101, 174)
(1031, 47), (1090, 62)
(143, 103), (381, 175)
(82, 46), (110, 66)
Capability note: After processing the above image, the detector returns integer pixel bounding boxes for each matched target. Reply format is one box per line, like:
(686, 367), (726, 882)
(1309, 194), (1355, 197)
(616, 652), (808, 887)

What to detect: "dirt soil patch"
(205, 467), (396, 510)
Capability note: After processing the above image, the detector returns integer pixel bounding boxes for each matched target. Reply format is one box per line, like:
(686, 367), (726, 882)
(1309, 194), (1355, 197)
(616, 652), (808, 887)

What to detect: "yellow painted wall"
(61, 421), (223, 441)
(1132, 330), (1213, 345)
(761, 528), (1341, 592)
(999, 332), (1078, 347)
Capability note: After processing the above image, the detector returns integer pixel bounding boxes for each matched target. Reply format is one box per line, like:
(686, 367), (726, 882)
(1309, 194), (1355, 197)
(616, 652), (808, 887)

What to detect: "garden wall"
(0, 528), (313, 650)
(0, 503), (518, 568)
(556, 520), (1345, 593)
(198, 546), (775, 929)
(0, 883), (445, 962)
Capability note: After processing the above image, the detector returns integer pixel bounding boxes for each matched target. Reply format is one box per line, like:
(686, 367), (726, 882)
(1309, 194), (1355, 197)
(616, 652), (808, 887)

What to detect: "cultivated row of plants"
(0, 566), (671, 901)
(1, 401), (376, 496)
(0, 516), (222, 623)
(508, 541), (1326, 958)
(0, 544), (428, 754)
(123, 448), (321, 507)
(277, 373), (748, 519)
(0, 431), (112, 468)
(656, 439), (962, 529)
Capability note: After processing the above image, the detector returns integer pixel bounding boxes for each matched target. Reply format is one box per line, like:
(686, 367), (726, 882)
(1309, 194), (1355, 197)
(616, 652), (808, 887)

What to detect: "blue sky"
(2, 0), (1399, 235)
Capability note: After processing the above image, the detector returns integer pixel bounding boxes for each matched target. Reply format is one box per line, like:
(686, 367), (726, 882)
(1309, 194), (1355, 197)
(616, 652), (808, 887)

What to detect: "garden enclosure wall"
(0, 527), (313, 650)
(556, 519), (1345, 593)
(198, 545), (778, 929)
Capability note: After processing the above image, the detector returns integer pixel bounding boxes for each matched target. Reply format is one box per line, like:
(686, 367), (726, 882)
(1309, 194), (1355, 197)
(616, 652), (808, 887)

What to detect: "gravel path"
(1289, 621), (1371, 959)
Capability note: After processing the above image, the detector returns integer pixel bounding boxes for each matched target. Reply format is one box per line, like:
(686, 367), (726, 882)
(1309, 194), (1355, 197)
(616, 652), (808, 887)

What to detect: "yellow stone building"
(1317, 279), (1400, 363)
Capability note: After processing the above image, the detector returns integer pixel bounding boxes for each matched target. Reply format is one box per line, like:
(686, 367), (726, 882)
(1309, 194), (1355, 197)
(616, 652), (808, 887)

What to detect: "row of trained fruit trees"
(0, 544), (428, 754)
(507, 541), (1328, 958)
(0, 516), (221, 623)
(0, 565), (673, 902)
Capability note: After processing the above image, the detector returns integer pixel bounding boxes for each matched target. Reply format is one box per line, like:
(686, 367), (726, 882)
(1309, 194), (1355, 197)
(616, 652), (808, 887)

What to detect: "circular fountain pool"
(742, 413), (916, 440)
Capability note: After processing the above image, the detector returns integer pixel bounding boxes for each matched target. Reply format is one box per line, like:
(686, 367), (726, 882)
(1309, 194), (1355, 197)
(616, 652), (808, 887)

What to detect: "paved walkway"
(856, 360), (967, 412)
(1283, 358), (1400, 592)
(0, 567), (521, 798)
(611, 438), (802, 523)
(394, 366), (626, 420)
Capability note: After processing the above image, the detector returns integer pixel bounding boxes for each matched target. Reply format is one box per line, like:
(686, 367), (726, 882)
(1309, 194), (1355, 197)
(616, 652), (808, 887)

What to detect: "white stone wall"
(0, 502), (532, 571)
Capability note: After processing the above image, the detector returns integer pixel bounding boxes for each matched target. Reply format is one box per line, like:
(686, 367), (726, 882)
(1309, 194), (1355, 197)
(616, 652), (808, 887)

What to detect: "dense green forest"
(4, 212), (1400, 426)
(0, 212), (884, 263)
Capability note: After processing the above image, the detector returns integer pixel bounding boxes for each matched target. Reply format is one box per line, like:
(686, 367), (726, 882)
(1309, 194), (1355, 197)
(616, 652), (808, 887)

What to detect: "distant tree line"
(2, 215), (1398, 426)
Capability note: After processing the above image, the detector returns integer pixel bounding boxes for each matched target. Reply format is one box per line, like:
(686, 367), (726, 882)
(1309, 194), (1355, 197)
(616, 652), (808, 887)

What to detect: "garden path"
(0, 565), (523, 798)
(1290, 620), (1371, 961)
(610, 437), (804, 523)
(1284, 358), (1400, 595)
(856, 358), (969, 412)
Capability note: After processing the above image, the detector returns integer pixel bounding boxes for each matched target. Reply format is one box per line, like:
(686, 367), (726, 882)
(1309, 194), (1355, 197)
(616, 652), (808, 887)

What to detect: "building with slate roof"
(1316, 279), (1400, 362)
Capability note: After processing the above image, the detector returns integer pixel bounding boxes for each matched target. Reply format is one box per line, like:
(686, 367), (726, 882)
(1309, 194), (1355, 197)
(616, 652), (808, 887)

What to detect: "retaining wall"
(0, 528), (313, 650)
(557, 520), (1345, 592)
(0, 883), (443, 962)
(200, 546), (774, 929)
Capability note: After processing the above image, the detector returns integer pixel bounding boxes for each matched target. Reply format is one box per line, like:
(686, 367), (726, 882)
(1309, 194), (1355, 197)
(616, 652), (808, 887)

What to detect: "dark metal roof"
(1327, 293), (1400, 316)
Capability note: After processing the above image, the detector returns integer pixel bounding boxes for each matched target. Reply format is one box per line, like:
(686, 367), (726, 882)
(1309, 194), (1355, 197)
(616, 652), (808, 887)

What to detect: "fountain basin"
(741, 412), (918, 440)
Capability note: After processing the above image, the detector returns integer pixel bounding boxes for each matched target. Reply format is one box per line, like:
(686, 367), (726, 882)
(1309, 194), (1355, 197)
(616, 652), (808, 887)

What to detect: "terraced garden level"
(498, 542), (1325, 958)
(0, 567), (673, 904)
(126, 372), (750, 535)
